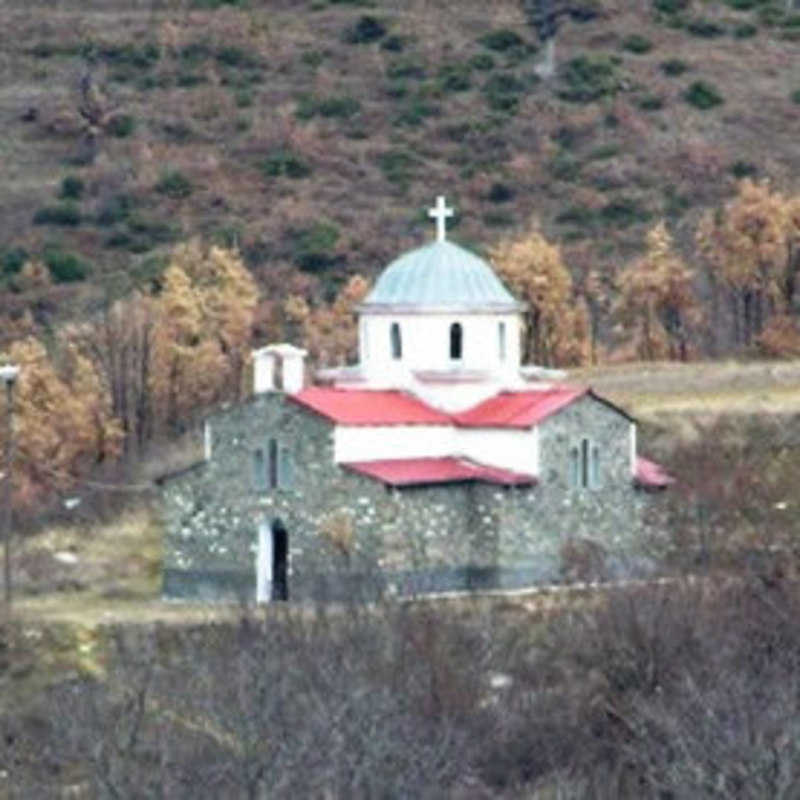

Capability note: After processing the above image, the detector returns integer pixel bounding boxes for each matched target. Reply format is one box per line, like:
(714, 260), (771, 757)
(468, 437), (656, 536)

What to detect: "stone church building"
(159, 198), (672, 603)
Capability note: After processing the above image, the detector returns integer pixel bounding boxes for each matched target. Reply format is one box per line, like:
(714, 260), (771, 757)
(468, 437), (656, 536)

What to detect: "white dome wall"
(360, 312), (521, 381)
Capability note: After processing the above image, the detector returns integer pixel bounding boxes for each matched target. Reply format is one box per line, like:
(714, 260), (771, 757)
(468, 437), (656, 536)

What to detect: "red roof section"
(291, 387), (451, 426)
(342, 457), (537, 487)
(635, 457), (675, 488)
(452, 388), (587, 428)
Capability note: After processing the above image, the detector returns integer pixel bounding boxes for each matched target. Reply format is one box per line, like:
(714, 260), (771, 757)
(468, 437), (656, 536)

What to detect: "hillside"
(1, 0), (799, 339)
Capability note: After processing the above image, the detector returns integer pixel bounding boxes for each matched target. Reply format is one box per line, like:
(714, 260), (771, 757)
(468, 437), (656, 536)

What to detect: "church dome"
(361, 240), (523, 313)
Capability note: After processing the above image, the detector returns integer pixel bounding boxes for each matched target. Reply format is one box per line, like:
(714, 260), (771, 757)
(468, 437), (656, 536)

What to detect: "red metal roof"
(290, 387), (451, 426)
(342, 457), (537, 487)
(452, 388), (587, 428)
(635, 457), (674, 488)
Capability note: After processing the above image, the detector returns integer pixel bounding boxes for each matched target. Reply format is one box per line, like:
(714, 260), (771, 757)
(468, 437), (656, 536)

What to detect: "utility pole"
(0, 364), (20, 608)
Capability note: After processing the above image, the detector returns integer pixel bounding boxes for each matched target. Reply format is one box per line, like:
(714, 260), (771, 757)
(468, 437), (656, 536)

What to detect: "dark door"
(271, 521), (288, 601)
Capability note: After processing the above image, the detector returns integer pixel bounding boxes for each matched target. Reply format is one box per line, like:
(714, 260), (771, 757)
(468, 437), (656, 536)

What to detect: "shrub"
(469, 53), (495, 71)
(343, 15), (386, 44)
(479, 29), (525, 52)
(792, 88), (800, 103)
(556, 204), (596, 227)
(378, 149), (417, 186)
(317, 95), (361, 118)
(126, 214), (179, 250)
(292, 221), (341, 271)
(683, 80), (724, 109)
(33, 203), (81, 226)
(588, 143), (620, 160)
(155, 170), (193, 198)
(216, 46), (260, 69)
(558, 54), (618, 102)
(394, 99), (437, 127)
(483, 73), (527, 112)
(438, 63), (472, 93)
(297, 94), (362, 120)
(549, 152), (581, 181)
(380, 35), (405, 52)
(637, 93), (664, 110)
(660, 58), (689, 75)
(235, 89), (253, 108)
(43, 247), (90, 282)
(483, 211), (514, 227)
(730, 160), (758, 178)
(386, 58), (426, 80)
(733, 23), (758, 37)
(600, 197), (651, 227)
(384, 81), (407, 99)
(1, 247), (27, 275)
(106, 114), (135, 138)
(654, 0), (689, 12)
(96, 194), (134, 226)
(621, 34), (653, 53)
(261, 149), (312, 179)
(59, 176), (84, 200)
(179, 41), (212, 67)
(686, 18), (727, 37)
(487, 182), (514, 203)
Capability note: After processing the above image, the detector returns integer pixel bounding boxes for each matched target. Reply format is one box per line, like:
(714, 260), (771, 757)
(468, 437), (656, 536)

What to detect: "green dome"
(361, 241), (522, 313)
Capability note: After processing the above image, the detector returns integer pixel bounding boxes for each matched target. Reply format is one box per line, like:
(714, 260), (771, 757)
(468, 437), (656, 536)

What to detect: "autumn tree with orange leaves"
(696, 179), (800, 350)
(490, 221), (590, 366)
(285, 275), (370, 366)
(616, 221), (701, 361)
(149, 240), (258, 434)
(0, 339), (122, 510)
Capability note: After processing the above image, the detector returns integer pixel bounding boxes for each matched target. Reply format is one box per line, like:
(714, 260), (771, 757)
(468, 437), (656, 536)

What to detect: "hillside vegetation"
(1, 0), (799, 339)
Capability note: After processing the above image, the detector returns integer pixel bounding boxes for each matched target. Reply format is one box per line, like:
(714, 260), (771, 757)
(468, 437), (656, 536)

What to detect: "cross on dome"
(428, 195), (454, 243)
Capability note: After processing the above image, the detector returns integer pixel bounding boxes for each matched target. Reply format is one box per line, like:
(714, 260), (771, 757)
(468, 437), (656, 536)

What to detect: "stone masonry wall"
(161, 392), (664, 602)
(161, 393), (499, 602)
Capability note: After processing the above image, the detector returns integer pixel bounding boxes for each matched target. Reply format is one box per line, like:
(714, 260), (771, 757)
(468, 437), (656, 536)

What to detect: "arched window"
(498, 322), (507, 362)
(390, 322), (402, 360)
(449, 322), (463, 360)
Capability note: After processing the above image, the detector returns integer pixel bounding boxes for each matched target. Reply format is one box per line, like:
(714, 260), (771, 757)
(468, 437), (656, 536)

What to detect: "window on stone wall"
(253, 448), (267, 490)
(254, 440), (293, 491)
(390, 322), (402, 360)
(268, 438), (279, 489)
(450, 322), (463, 360)
(570, 438), (600, 489)
(569, 446), (580, 488)
(278, 445), (294, 489)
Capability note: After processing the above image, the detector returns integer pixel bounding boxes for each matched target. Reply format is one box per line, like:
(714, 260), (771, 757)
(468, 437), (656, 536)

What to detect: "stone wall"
(161, 394), (500, 602)
(160, 392), (665, 603)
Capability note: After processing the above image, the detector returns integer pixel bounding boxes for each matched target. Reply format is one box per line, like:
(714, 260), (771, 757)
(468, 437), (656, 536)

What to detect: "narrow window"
(569, 446), (580, 488)
(268, 438), (279, 489)
(449, 322), (463, 360)
(581, 438), (590, 489)
(390, 322), (402, 360)
(590, 444), (600, 488)
(498, 322), (507, 362)
(278, 445), (294, 489)
(253, 448), (266, 490)
(204, 421), (212, 461)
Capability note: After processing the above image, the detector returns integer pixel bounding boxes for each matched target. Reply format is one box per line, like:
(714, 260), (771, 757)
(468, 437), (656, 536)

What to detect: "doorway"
(271, 521), (288, 601)
(256, 519), (289, 603)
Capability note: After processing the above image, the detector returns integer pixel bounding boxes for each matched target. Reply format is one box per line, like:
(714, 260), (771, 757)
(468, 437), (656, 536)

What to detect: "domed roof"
(361, 240), (523, 313)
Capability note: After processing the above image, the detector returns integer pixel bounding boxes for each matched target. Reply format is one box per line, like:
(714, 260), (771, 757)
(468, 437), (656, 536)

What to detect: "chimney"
(252, 344), (308, 395)
(279, 345), (308, 394)
(252, 347), (277, 394)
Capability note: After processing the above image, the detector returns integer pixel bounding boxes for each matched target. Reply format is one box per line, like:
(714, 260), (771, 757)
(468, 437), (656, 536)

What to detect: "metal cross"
(428, 196), (454, 243)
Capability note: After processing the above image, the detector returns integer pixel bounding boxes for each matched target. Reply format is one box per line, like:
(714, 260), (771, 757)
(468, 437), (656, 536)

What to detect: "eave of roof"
(289, 385), (634, 428)
(290, 386), (452, 426)
(634, 456), (675, 488)
(342, 457), (537, 487)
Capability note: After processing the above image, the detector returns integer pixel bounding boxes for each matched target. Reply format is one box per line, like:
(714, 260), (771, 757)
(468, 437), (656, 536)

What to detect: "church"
(159, 198), (672, 603)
